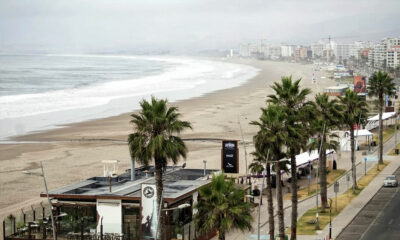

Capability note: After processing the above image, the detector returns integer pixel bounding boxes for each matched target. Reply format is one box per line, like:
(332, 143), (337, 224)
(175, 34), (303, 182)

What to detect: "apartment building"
(387, 46), (400, 69)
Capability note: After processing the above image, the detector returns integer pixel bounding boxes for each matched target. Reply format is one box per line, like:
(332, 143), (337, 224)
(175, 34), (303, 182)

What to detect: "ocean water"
(0, 54), (259, 140)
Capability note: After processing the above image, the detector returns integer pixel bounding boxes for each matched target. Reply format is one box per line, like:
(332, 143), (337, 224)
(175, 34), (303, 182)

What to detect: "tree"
(128, 96), (192, 239)
(339, 90), (368, 193)
(368, 71), (396, 164)
(310, 93), (342, 211)
(249, 149), (274, 240)
(267, 76), (312, 240)
(251, 104), (288, 240)
(194, 173), (253, 240)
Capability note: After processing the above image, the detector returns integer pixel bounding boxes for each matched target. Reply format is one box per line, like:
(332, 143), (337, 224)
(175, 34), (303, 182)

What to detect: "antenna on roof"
(182, 163), (186, 169)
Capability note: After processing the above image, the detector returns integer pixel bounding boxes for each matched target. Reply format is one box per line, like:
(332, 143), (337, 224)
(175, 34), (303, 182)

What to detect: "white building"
(371, 37), (400, 69)
(281, 45), (294, 57)
(387, 46), (400, 69)
(373, 42), (387, 68)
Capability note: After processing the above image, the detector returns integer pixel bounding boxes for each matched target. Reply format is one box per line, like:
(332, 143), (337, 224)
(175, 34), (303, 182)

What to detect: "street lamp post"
(238, 116), (248, 176)
(22, 161), (56, 240)
(257, 150), (269, 240)
(308, 160), (311, 195)
(329, 198), (333, 239)
(316, 123), (326, 230)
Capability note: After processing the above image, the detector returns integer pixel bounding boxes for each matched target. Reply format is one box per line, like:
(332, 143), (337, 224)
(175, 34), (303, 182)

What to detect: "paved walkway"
(223, 130), (400, 240)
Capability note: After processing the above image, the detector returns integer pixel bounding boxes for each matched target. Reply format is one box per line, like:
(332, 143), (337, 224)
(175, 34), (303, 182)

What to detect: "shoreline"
(0, 55), (258, 141)
(0, 58), (335, 220)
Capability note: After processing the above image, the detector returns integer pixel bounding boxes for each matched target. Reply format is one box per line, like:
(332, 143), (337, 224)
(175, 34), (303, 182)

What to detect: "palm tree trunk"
(155, 161), (165, 240)
(266, 163), (274, 240)
(320, 135), (328, 212)
(276, 162), (285, 240)
(379, 96), (384, 164)
(290, 152), (297, 240)
(350, 127), (358, 193)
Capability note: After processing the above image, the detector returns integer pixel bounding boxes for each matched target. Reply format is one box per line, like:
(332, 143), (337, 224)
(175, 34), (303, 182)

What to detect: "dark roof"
(47, 166), (218, 201)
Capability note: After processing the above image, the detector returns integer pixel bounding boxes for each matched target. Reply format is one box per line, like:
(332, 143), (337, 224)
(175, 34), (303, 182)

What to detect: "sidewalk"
(224, 130), (400, 240)
(298, 131), (400, 240)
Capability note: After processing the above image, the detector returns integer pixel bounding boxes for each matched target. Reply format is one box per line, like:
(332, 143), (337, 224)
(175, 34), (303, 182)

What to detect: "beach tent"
(341, 129), (374, 151)
(285, 149), (335, 171)
(261, 149), (335, 176)
(366, 112), (396, 130)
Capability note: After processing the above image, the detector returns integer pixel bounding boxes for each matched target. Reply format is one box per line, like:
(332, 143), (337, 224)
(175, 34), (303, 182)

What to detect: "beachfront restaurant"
(28, 166), (219, 240)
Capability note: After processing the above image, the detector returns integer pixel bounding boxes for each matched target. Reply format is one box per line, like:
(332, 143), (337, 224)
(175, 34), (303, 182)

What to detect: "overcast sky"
(1, 0), (399, 53)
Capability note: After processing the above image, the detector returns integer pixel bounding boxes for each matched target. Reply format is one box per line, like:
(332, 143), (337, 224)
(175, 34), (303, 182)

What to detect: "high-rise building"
(373, 42), (387, 68)
(372, 37), (400, 69)
(335, 44), (351, 62)
(387, 46), (400, 69)
(281, 45), (294, 57)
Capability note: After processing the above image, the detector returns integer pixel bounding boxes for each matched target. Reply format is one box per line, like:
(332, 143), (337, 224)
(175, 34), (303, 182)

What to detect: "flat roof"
(324, 86), (349, 90)
(45, 166), (218, 201)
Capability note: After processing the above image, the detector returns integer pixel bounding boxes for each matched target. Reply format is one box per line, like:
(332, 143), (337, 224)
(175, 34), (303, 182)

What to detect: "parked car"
(383, 175), (398, 187)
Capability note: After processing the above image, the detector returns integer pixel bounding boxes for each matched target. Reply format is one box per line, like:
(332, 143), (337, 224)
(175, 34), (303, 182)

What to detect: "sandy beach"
(0, 59), (336, 221)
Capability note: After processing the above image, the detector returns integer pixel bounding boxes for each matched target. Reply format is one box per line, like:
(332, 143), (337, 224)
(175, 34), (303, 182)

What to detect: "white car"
(383, 175), (398, 187)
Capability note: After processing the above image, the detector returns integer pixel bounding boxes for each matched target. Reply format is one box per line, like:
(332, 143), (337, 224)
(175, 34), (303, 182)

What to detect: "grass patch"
(293, 161), (389, 235)
(284, 169), (346, 201)
(372, 125), (397, 144)
(389, 143), (400, 155)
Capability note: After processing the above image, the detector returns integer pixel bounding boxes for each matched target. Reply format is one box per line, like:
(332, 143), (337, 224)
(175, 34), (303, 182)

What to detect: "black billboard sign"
(222, 140), (239, 173)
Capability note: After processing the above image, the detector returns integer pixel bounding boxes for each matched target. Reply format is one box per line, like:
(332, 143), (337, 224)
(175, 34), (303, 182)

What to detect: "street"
(337, 167), (400, 240)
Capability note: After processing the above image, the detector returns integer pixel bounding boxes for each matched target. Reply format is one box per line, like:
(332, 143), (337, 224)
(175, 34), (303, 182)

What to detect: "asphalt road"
(337, 167), (400, 240)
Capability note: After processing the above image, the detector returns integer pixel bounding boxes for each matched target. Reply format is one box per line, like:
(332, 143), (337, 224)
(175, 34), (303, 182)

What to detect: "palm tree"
(368, 71), (396, 164)
(249, 150), (274, 240)
(194, 173), (253, 240)
(267, 76), (312, 240)
(311, 93), (342, 211)
(339, 90), (368, 193)
(251, 104), (288, 240)
(128, 96), (192, 239)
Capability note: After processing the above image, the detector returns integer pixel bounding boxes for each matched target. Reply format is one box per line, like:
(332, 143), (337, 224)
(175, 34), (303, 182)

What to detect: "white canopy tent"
(341, 129), (374, 151)
(285, 149), (335, 171)
(368, 112), (396, 121)
(366, 112), (396, 130)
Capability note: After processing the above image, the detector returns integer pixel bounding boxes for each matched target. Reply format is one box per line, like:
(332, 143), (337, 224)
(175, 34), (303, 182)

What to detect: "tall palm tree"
(368, 71), (396, 164)
(194, 173), (253, 240)
(339, 90), (368, 193)
(249, 150), (274, 240)
(308, 119), (339, 211)
(267, 76), (312, 240)
(311, 93), (342, 211)
(128, 96), (192, 239)
(251, 104), (288, 240)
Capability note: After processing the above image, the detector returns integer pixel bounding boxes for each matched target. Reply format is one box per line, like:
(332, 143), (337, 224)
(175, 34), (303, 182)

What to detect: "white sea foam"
(0, 55), (259, 139)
